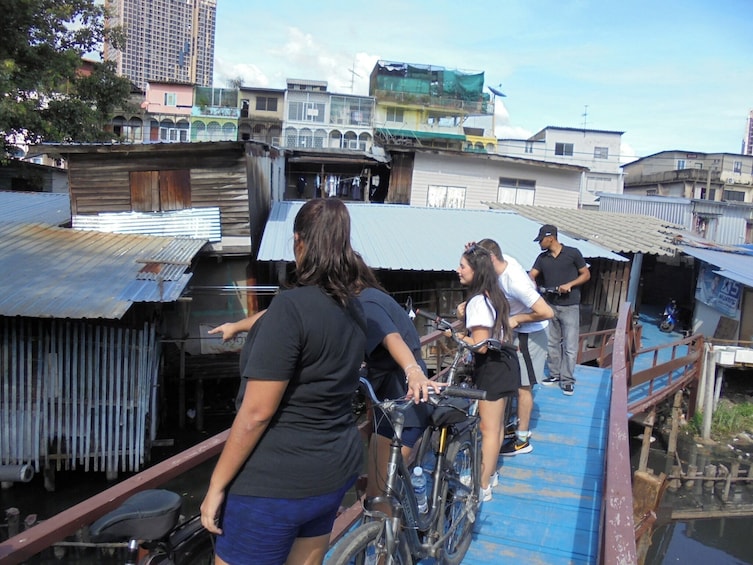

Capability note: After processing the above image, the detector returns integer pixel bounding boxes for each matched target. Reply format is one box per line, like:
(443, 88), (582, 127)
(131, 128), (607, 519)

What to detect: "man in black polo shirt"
(529, 225), (590, 396)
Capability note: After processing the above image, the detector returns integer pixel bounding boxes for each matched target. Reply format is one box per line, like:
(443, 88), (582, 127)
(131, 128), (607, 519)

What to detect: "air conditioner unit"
(726, 177), (735, 184)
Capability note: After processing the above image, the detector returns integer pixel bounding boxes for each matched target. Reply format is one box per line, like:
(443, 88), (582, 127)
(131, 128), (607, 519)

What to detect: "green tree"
(0, 0), (131, 158)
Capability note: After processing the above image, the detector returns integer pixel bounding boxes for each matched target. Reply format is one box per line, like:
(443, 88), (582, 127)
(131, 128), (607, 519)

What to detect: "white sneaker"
(481, 484), (493, 502)
(490, 471), (499, 488)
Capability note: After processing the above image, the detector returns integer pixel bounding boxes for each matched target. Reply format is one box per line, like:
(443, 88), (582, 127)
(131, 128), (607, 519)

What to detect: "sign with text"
(695, 264), (741, 318)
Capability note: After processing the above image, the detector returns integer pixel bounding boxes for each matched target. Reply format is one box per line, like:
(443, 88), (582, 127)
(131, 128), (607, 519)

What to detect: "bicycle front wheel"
(327, 521), (412, 565)
(438, 433), (481, 565)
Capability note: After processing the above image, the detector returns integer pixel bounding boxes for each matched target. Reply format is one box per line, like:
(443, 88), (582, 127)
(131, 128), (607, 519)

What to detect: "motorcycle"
(659, 299), (679, 333)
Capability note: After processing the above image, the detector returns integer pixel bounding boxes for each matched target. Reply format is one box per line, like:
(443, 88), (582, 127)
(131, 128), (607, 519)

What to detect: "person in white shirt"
(477, 239), (553, 456)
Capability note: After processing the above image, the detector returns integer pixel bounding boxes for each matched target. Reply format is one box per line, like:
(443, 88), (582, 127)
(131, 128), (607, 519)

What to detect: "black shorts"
(473, 349), (521, 402)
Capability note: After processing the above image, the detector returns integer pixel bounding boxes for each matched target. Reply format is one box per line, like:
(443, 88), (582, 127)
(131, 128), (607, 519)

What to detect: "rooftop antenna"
(348, 59), (362, 93)
(582, 105), (589, 130)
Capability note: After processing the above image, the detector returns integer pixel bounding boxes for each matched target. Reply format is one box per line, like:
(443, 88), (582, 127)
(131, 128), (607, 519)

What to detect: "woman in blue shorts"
(200, 199), (367, 565)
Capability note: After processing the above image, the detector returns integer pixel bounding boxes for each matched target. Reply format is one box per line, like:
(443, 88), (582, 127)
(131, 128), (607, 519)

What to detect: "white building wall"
(410, 153), (581, 210)
(498, 127), (623, 208)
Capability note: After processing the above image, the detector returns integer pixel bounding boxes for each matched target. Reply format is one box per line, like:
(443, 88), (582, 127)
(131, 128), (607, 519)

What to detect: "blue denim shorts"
(215, 476), (356, 565)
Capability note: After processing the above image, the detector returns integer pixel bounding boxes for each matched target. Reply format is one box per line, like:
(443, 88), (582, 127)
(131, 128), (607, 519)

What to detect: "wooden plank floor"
(460, 363), (612, 564)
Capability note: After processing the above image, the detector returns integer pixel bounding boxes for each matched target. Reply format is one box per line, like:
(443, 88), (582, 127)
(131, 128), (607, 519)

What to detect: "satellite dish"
(7, 145), (27, 159)
(488, 86), (506, 98)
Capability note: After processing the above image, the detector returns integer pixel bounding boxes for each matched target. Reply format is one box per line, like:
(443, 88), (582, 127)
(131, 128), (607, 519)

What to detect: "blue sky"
(213, 0), (753, 162)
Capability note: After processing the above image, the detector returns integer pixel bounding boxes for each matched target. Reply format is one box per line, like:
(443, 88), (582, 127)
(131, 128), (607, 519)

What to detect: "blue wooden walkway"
(326, 311), (692, 564)
(463, 363), (611, 564)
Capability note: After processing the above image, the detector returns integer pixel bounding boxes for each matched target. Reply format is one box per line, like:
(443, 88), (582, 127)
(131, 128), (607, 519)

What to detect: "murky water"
(632, 426), (753, 565)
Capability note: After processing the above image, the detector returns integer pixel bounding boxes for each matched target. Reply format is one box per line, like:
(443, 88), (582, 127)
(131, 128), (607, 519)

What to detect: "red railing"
(0, 432), (228, 564)
(599, 304), (638, 564)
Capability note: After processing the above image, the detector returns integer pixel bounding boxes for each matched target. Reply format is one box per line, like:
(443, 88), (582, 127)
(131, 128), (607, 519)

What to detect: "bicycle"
(51, 489), (214, 564)
(414, 309), (518, 442)
(328, 338), (492, 565)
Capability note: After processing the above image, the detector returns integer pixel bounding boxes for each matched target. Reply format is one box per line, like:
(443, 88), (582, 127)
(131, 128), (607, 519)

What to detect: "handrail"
(0, 431), (229, 564)
(627, 333), (704, 417)
(600, 303), (638, 564)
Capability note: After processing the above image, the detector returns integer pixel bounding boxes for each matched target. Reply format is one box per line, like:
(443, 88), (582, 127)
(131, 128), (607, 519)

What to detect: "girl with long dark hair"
(201, 199), (367, 565)
(456, 244), (520, 502)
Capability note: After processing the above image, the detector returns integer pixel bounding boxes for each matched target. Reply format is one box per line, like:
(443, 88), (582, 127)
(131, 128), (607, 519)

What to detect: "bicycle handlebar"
(414, 308), (517, 355)
(358, 377), (486, 405)
(414, 308), (453, 331)
(538, 286), (563, 295)
(441, 385), (486, 401)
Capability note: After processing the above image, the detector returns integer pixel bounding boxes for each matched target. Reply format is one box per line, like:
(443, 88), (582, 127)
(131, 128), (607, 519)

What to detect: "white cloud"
(619, 141), (638, 165)
(214, 60), (269, 88)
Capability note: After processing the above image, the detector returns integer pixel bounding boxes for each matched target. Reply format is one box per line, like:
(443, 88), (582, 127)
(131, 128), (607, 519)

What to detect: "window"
(159, 123), (188, 142)
(723, 190), (745, 202)
(288, 101), (325, 122)
(554, 143), (574, 156)
(677, 159), (686, 170)
(386, 107), (404, 122)
(256, 96), (278, 112)
(585, 175), (613, 193)
(427, 185), (466, 208)
(524, 141), (534, 154)
(498, 177), (535, 205)
(733, 161), (742, 174)
(164, 92), (177, 106)
(130, 169), (191, 212)
(594, 146), (609, 159)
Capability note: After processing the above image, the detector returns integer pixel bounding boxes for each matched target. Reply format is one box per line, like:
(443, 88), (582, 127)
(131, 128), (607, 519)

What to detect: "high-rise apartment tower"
(104, 0), (217, 90)
(744, 110), (753, 156)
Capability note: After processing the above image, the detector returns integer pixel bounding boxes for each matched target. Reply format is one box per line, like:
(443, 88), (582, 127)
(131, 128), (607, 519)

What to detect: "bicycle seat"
(90, 489), (182, 543)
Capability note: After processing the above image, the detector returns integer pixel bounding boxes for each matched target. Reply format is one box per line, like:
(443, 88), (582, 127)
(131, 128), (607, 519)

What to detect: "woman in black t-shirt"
(200, 199), (367, 565)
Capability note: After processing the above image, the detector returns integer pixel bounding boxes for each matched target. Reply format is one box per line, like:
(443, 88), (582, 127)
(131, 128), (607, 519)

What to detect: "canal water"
(631, 425), (753, 564)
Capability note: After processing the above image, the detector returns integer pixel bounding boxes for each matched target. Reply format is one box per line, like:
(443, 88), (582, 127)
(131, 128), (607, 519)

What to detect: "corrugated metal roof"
(487, 203), (682, 256)
(0, 224), (207, 319)
(72, 207), (222, 242)
(679, 244), (753, 288)
(257, 202), (626, 272)
(0, 191), (71, 226)
(597, 193), (692, 229)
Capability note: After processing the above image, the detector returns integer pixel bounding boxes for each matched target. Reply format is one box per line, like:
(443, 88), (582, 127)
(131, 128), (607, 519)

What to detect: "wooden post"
(703, 464), (716, 493)
(722, 462), (738, 503)
(685, 464), (698, 490)
(638, 408), (656, 473)
(195, 378), (205, 432)
(5, 508), (19, 538)
(667, 391), (683, 456)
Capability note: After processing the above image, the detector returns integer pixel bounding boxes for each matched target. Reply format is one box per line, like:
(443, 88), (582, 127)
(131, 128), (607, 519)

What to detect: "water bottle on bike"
(411, 466), (429, 514)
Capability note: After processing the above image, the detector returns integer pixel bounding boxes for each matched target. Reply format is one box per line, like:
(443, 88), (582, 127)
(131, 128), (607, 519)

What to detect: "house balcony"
(373, 89), (492, 115)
